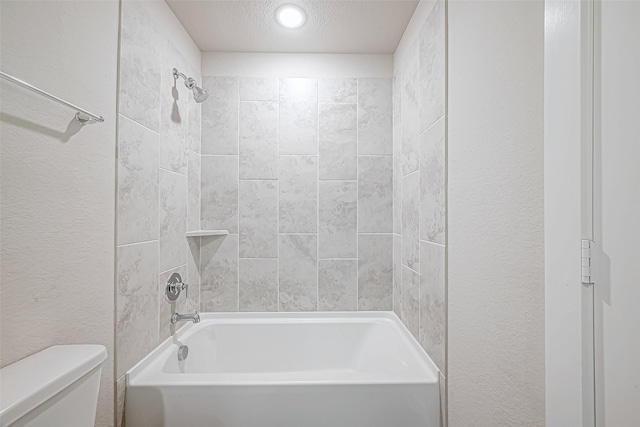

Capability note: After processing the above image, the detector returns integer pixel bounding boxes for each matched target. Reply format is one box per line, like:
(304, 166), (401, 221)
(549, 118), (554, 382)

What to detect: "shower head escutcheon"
(172, 68), (209, 103)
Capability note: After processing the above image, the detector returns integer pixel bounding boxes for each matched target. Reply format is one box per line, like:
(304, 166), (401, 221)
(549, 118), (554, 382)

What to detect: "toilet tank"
(0, 345), (107, 427)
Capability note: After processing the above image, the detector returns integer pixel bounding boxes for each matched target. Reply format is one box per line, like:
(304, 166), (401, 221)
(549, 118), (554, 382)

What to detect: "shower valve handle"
(166, 273), (188, 301)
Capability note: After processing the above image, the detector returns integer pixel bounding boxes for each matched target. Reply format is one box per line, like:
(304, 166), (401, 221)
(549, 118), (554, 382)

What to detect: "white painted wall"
(447, 1), (545, 425)
(544, 1), (595, 425)
(202, 53), (392, 78)
(0, 1), (119, 425)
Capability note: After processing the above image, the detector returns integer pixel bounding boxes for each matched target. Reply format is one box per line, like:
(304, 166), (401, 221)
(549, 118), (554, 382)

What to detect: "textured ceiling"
(165, 0), (419, 54)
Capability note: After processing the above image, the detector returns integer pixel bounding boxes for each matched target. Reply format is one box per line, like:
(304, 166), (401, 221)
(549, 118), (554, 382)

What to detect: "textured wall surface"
(392, 0), (447, 424)
(0, 1), (119, 425)
(198, 73), (393, 312)
(447, 1), (545, 425)
(115, 0), (202, 424)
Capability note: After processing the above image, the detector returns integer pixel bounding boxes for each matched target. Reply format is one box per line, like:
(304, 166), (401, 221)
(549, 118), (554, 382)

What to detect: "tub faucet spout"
(171, 311), (200, 325)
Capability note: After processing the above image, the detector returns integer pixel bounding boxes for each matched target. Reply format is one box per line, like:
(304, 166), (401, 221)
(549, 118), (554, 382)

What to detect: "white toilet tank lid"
(0, 345), (107, 425)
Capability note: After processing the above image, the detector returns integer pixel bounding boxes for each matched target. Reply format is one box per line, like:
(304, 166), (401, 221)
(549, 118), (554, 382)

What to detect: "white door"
(593, 1), (640, 425)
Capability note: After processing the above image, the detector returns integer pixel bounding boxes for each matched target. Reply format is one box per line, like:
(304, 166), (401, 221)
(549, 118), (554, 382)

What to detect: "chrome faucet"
(170, 312), (200, 325)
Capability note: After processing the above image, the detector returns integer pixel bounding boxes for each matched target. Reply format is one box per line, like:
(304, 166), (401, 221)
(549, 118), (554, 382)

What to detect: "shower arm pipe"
(172, 68), (194, 87)
(0, 71), (104, 125)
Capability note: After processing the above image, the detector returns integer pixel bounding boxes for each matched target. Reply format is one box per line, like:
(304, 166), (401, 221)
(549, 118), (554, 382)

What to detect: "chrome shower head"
(172, 68), (209, 103)
(191, 83), (209, 103)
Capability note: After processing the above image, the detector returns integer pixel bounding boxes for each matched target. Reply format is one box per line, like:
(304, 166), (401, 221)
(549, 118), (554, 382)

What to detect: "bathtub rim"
(125, 311), (440, 387)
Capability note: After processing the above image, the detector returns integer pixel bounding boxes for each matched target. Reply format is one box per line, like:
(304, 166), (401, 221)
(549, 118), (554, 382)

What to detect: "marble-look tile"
(117, 115), (159, 245)
(239, 77), (278, 101)
(319, 103), (357, 180)
(401, 38), (420, 141)
(319, 181), (357, 259)
(116, 375), (126, 427)
(119, 0), (160, 132)
(239, 180), (278, 258)
(402, 171), (420, 271)
(420, 118), (446, 245)
(393, 234), (402, 318)
(239, 101), (278, 179)
(279, 78), (318, 155)
(116, 241), (158, 377)
(401, 39), (420, 175)
(201, 155), (238, 233)
(402, 135), (420, 176)
(358, 156), (392, 233)
(358, 234), (392, 310)
(239, 258), (278, 312)
(188, 90), (201, 153)
(401, 266), (420, 339)
(187, 151), (200, 232)
(358, 78), (392, 155)
(419, 0), (446, 133)
(201, 76), (238, 155)
(279, 156), (317, 233)
(318, 260), (357, 311)
(393, 71), (402, 156)
(186, 236), (200, 313)
(393, 154), (402, 234)
(439, 373), (448, 427)
(158, 265), (186, 342)
(318, 78), (357, 103)
(201, 235), (238, 312)
(159, 67), (188, 174)
(159, 170), (187, 272)
(420, 241), (446, 373)
(279, 234), (317, 311)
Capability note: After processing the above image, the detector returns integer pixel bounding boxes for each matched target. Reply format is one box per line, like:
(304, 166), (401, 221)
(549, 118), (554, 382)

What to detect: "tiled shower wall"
(198, 76), (394, 312)
(115, 0), (202, 423)
(393, 0), (447, 422)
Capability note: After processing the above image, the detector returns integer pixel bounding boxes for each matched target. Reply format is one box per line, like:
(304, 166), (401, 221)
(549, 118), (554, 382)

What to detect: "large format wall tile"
(419, 0), (445, 133)
(358, 234), (392, 310)
(187, 150), (200, 232)
(279, 156), (317, 233)
(160, 66), (188, 174)
(239, 180), (278, 258)
(319, 260), (357, 311)
(358, 156), (392, 233)
(402, 171), (420, 271)
(420, 241), (446, 372)
(240, 77), (278, 101)
(319, 103), (357, 180)
(239, 258), (278, 311)
(201, 77), (238, 154)
(393, 234), (402, 318)
(401, 39), (420, 176)
(318, 78), (357, 103)
(239, 101), (278, 179)
(358, 78), (393, 155)
(159, 170), (187, 272)
(201, 235), (238, 311)
(116, 241), (158, 377)
(393, 154), (402, 234)
(319, 181), (357, 259)
(201, 155), (238, 233)
(119, 0), (160, 132)
(117, 114), (159, 245)
(393, 71), (402, 156)
(186, 236), (201, 313)
(279, 234), (318, 311)
(188, 84), (201, 153)
(420, 117), (446, 245)
(402, 265), (420, 339)
(279, 78), (318, 154)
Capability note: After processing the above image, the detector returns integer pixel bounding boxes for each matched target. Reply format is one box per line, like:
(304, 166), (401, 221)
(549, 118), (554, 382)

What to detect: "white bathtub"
(125, 312), (440, 427)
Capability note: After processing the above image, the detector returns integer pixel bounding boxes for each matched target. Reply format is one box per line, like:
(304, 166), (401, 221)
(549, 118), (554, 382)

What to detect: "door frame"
(544, 1), (595, 426)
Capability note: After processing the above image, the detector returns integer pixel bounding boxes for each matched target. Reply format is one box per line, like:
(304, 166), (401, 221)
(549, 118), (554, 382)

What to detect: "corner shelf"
(185, 230), (229, 238)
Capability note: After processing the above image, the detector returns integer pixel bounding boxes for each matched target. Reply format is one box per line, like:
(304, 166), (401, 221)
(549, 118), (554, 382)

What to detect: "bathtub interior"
(127, 312), (440, 386)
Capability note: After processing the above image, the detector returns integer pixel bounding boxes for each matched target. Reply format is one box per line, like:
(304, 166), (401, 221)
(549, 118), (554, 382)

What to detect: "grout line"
(116, 239), (158, 248)
(236, 77), (240, 312)
(159, 264), (187, 276)
(419, 239), (446, 248)
(159, 166), (187, 178)
(356, 77), (360, 311)
(277, 77), (281, 313)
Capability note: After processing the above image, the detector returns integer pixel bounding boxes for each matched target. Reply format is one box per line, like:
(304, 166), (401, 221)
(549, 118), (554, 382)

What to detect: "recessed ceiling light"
(275, 4), (306, 29)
